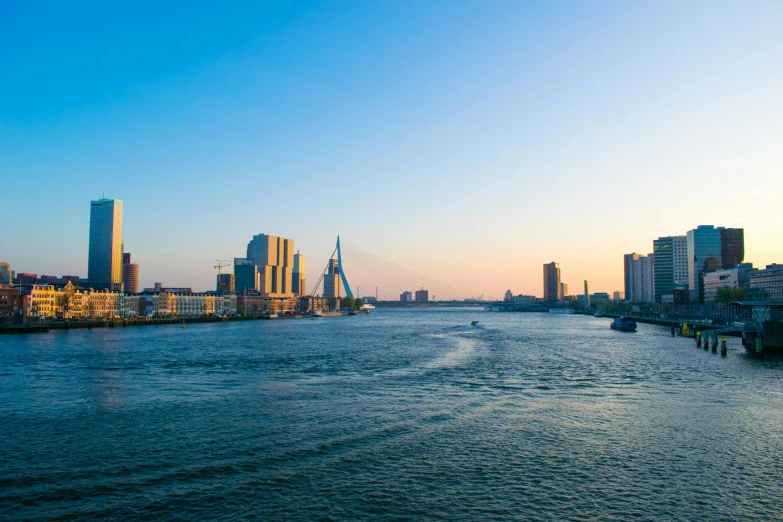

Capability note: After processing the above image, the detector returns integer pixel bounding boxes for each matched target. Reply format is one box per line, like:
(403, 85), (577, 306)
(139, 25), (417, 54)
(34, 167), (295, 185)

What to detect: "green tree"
(340, 296), (355, 310)
(714, 286), (745, 303)
(354, 298), (363, 310)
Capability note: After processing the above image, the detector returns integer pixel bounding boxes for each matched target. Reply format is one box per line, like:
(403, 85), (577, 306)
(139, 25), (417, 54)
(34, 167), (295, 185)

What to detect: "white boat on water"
(549, 308), (575, 314)
(360, 304), (375, 313)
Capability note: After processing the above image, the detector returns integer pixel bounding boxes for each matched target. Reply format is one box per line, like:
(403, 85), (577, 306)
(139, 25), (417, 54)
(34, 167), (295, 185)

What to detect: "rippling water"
(1, 310), (782, 520)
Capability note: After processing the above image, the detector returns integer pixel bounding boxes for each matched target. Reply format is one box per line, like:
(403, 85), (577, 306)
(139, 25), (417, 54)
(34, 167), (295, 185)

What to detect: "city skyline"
(2, 2), (783, 297)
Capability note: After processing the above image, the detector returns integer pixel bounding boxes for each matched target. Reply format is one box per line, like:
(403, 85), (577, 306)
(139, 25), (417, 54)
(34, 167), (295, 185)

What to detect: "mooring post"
(720, 337), (727, 356)
(696, 331), (701, 347)
(712, 335), (718, 352)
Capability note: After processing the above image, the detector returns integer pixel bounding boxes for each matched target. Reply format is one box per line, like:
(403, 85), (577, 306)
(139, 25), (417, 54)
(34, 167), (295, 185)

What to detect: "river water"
(1, 309), (781, 520)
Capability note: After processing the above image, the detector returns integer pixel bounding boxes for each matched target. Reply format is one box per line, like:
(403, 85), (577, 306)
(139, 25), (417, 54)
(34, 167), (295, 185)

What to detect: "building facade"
(400, 291), (413, 302)
(246, 234), (295, 297)
(122, 252), (139, 294)
(217, 273), (235, 294)
(624, 253), (654, 302)
(292, 252), (306, 296)
(749, 264), (783, 301)
(415, 289), (429, 303)
(703, 263), (754, 303)
(234, 258), (259, 293)
(718, 227), (745, 269)
(0, 262), (11, 285)
(543, 262), (561, 302)
(88, 198), (124, 291)
(323, 259), (342, 298)
(687, 225), (723, 303)
(653, 235), (688, 303)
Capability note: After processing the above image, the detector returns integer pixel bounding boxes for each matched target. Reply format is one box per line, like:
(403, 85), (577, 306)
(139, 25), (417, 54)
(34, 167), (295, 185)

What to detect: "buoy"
(471, 320), (478, 326)
(181, 321), (186, 329)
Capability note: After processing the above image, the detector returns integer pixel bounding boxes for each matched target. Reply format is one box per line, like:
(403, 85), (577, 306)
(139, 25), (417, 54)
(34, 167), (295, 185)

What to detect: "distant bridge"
(310, 236), (475, 302)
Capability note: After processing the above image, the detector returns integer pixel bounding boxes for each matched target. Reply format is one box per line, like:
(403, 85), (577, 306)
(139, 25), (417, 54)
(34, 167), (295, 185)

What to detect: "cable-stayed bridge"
(311, 237), (475, 302)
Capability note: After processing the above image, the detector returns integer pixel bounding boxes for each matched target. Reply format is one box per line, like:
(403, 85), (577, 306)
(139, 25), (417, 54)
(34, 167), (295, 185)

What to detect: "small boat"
(593, 311), (603, 318)
(360, 304), (375, 313)
(610, 317), (637, 332)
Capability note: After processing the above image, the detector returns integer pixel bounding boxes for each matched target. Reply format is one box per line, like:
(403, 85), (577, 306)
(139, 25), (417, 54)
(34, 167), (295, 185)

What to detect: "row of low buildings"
(0, 280), (346, 324)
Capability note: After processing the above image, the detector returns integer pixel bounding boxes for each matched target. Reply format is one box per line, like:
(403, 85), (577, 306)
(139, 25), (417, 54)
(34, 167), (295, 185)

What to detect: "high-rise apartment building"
(88, 198), (123, 291)
(0, 262), (11, 285)
(543, 262), (561, 302)
(718, 227), (745, 269)
(234, 258), (259, 293)
(323, 259), (342, 298)
(653, 235), (687, 303)
(292, 252), (306, 296)
(624, 253), (654, 302)
(400, 291), (413, 302)
(415, 289), (429, 303)
(247, 234), (295, 297)
(122, 252), (139, 294)
(687, 225), (722, 303)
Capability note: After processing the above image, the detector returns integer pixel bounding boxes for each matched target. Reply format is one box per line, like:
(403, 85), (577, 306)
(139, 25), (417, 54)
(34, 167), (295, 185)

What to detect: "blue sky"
(2, 1), (782, 297)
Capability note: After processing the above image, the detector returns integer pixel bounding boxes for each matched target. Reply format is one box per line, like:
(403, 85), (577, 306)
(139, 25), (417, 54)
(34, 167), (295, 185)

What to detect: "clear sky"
(2, 1), (782, 298)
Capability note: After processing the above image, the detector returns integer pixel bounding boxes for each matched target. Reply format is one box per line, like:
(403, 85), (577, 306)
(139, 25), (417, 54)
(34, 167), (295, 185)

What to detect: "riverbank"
(0, 311), (360, 334)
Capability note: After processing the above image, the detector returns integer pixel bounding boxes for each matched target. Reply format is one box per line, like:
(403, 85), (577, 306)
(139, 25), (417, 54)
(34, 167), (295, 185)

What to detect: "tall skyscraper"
(718, 227), (744, 269)
(88, 198), (123, 291)
(122, 252), (139, 293)
(247, 234), (295, 297)
(323, 259), (342, 298)
(292, 252), (306, 296)
(543, 262), (561, 302)
(0, 262), (11, 285)
(687, 225), (722, 303)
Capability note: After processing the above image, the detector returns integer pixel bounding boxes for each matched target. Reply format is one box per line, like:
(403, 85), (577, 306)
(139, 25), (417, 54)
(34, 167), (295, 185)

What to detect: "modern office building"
(653, 235), (688, 303)
(246, 234), (295, 297)
(687, 225), (722, 303)
(613, 291), (623, 301)
(703, 263), (754, 303)
(0, 262), (11, 285)
(624, 253), (654, 302)
(400, 291), (413, 302)
(748, 264), (783, 301)
(504, 290), (513, 302)
(216, 273), (235, 294)
(560, 282), (568, 298)
(718, 227), (745, 269)
(234, 258), (259, 293)
(543, 262), (561, 302)
(292, 252), (306, 296)
(88, 198), (123, 291)
(323, 259), (342, 298)
(415, 289), (429, 303)
(122, 252), (139, 294)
